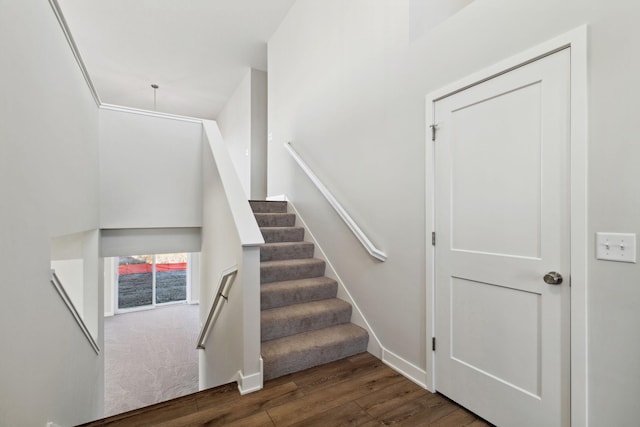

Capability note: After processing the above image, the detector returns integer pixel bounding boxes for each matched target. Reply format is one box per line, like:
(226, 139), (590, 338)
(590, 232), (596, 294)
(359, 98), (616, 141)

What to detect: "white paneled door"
(433, 49), (570, 427)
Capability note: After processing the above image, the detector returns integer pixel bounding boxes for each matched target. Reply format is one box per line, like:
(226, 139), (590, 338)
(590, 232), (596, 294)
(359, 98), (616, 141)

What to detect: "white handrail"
(196, 267), (238, 350)
(284, 142), (387, 262)
(50, 270), (100, 355)
(203, 121), (264, 247)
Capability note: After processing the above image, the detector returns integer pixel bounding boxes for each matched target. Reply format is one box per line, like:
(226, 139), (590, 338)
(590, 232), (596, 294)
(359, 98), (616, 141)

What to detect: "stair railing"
(50, 270), (100, 355)
(196, 266), (238, 350)
(284, 142), (387, 262)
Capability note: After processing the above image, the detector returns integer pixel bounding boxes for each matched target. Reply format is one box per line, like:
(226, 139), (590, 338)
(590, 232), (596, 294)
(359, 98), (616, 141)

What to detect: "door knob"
(543, 271), (563, 285)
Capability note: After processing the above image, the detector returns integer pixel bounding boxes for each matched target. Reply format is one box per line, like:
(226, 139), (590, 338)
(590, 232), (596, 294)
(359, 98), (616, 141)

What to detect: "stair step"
(254, 212), (296, 227)
(250, 200), (287, 213)
(261, 241), (314, 262)
(261, 258), (325, 284)
(260, 227), (304, 243)
(261, 277), (338, 310)
(261, 323), (369, 381)
(261, 299), (351, 341)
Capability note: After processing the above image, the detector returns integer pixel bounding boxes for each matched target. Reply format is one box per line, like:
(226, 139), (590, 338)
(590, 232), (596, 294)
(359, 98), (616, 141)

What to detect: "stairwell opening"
(103, 253), (200, 417)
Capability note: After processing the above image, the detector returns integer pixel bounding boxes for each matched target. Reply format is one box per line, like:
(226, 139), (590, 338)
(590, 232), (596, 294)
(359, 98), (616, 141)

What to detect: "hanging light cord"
(151, 84), (159, 110)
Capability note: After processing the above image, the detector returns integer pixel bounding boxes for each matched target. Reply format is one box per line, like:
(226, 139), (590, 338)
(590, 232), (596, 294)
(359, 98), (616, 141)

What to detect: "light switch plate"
(596, 232), (636, 263)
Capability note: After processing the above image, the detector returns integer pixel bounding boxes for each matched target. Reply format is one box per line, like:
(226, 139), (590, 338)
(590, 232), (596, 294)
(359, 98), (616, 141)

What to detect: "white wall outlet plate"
(596, 232), (636, 263)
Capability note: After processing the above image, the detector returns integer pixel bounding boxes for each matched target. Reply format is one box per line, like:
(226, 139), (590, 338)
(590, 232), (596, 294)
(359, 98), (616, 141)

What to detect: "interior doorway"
(425, 26), (588, 427)
(432, 49), (570, 427)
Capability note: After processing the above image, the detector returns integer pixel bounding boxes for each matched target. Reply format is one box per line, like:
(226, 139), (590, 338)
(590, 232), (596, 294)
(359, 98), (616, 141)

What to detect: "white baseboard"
(266, 194), (286, 201)
(284, 198), (383, 358)
(284, 196), (428, 391)
(237, 358), (263, 395)
(381, 347), (429, 390)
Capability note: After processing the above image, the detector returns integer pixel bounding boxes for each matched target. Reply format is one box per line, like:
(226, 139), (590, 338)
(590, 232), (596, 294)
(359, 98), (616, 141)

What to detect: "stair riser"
(250, 201), (287, 213)
(261, 281), (338, 310)
(261, 261), (325, 284)
(262, 304), (352, 341)
(260, 243), (314, 261)
(255, 213), (296, 227)
(263, 334), (369, 381)
(261, 228), (304, 243)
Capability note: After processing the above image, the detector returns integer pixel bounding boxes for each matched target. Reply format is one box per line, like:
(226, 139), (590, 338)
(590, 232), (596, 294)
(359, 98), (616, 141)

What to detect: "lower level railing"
(50, 270), (100, 354)
(196, 266), (238, 350)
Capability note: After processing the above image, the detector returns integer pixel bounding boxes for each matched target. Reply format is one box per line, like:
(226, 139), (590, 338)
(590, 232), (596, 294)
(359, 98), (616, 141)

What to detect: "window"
(116, 253), (189, 312)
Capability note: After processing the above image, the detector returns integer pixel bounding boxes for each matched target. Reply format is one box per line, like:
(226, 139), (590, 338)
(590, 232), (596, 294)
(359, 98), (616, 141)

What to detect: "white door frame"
(425, 26), (588, 426)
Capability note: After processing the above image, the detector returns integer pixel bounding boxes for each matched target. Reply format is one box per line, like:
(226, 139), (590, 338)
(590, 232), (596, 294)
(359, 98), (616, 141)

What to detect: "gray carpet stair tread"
(261, 276), (338, 310)
(260, 227), (305, 243)
(260, 241), (315, 261)
(249, 200), (288, 213)
(252, 199), (370, 382)
(260, 258), (325, 283)
(261, 324), (369, 380)
(261, 298), (352, 341)
(254, 213), (296, 227)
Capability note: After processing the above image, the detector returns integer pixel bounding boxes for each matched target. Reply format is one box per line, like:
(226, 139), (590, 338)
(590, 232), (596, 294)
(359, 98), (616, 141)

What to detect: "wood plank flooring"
(80, 352), (492, 426)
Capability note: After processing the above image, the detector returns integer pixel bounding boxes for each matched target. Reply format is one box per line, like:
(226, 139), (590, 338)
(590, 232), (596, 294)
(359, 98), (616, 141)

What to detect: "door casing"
(425, 25), (588, 426)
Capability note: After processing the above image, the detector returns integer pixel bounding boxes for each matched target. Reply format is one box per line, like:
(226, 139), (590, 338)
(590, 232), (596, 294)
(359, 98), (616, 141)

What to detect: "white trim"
(50, 0), (212, 123)
(284, 198), (383, 358)
(286, 197), (431, 389)
(382, 347), (428, 389)
(237, 358), (264, 395)
(284, 142), (387, 262)
(99, 103), (204, 124)
(48, 0), (101, 106)
(568, 25), (590, 427)
(425, 25), (589, 424)
(186, 253), (192, 304)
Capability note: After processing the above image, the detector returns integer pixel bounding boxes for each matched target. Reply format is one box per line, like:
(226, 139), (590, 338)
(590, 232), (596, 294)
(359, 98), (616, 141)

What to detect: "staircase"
(250, 200), (369, 381)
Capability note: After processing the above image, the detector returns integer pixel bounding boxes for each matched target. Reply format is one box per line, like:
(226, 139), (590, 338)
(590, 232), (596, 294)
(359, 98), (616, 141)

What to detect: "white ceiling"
(58, 0), (296, 119)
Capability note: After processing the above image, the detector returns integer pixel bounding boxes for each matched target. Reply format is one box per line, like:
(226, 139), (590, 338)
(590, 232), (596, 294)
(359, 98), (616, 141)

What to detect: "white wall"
(104, 257), (116, 317)
(99, 108), (203, 228)
(250, 70), (268, 201)
(51, 232), (87, 318)
(217, 69), (268, 200)
(268, 0), (640, 424)
(199, 123), (262, 392)
(100, 227), (202, 257)
(0, 1), (103, 425)
(218, 71), (252, 197)
(51, 259), (85, 314)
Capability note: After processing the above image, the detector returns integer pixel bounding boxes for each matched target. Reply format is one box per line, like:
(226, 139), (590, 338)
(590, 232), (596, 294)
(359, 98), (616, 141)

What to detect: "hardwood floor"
(80, 353), (492, 426)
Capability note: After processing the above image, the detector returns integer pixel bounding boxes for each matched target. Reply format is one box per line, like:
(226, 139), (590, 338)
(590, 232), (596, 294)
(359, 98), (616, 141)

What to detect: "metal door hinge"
(432, 337), (436, 351)
(432, 232), (436, 246)
(430, 124), (438, 141)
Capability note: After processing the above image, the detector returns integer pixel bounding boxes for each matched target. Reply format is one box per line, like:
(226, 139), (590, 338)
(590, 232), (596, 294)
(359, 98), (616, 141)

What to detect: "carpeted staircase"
(250, 200), (369, 381)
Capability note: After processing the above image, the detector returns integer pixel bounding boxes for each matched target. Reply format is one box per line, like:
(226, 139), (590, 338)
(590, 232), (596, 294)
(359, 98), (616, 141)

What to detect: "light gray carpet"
(250, 200), (369, 381)
(104, 304), (199, 417)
